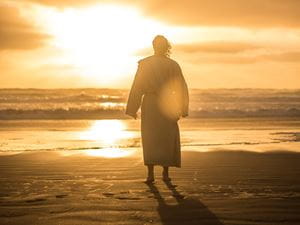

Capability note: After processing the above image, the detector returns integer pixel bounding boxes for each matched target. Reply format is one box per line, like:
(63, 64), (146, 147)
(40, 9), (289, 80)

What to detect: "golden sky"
(0, 0), (300, 89)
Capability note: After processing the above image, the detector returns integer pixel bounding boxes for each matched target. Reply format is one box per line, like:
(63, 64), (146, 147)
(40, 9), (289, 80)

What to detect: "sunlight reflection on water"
(79, 120), (136, 158)
(84, 148), (135, 158)
(80, 120), (133, 143)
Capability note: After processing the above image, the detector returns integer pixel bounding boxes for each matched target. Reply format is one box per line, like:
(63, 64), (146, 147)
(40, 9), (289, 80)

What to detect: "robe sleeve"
(177, 64), (189, 117)
(125, 62), (144, 117)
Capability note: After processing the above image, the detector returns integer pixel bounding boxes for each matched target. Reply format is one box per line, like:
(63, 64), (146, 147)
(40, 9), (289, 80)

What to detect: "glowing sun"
(39, 4), (172, 84)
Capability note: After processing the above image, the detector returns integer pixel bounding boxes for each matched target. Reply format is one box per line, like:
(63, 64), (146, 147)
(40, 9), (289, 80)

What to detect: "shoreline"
(1, 115), (300, 120)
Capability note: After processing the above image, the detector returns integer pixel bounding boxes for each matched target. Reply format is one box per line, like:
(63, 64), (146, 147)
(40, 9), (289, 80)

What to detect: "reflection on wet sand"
(84, 147), (135, 158)
(79, 120), (136, 158)
(80, 120), (133, 143)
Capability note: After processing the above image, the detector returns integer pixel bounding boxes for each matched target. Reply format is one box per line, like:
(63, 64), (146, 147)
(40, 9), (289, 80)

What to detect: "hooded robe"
(126, 55), (189, 167)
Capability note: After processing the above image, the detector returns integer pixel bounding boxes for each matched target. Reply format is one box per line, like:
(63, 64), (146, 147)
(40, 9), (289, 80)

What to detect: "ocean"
(0, 88), (300, 119)
(0, 88), (299, 155)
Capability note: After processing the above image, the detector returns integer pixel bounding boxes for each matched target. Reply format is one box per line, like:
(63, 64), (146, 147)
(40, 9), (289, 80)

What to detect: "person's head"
(152, 35), (171, 57)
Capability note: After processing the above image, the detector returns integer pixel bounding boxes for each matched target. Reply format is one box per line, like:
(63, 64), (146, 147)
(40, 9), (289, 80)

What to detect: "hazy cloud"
(0, 4), (49, 50)
(187, 51), (300, 65)
(140, 0), (300, 27)
(263, 51), (300, 62)
(135, 41), (260, 57)
(175, 42), (260, 54)
(28, 0), (102, 7)
(27, 0), (300, 28)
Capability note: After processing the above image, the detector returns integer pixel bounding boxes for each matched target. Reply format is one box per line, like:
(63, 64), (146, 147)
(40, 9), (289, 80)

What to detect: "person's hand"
(128, 113), (137, 119)
(182, 112), (188, 118)
(132, 114), (137, 119)
(169, 112), (180, 121)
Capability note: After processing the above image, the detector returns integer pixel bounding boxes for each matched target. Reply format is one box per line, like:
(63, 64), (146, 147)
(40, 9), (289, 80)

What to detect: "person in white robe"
(126, 35), (189, 182)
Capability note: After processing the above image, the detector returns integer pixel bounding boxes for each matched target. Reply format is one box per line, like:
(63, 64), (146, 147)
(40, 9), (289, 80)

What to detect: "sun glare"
(80, 120), (132, 143)
(39, 4), (174, 84)
(84, 148), (134, 158)
(79, 120), (135, 158)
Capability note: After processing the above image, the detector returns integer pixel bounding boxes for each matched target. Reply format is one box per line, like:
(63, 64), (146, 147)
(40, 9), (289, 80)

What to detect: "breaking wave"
(0, 88), (299, 119)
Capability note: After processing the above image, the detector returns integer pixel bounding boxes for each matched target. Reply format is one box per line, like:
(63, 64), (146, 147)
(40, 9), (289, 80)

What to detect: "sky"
(0, 0), (300, 89)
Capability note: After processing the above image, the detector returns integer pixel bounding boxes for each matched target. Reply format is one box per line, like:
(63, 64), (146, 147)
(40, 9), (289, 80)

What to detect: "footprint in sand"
(25, 198), (47, 203)
(103, 191), (142, 200)
(115, 196), (141, 200)
(55, 194), (68, 198)
(102, 192), (115, 197)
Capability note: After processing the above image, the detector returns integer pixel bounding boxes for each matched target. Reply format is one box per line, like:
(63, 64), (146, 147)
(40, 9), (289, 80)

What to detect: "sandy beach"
(0, 117), (299, 225)
(1, 0), (300, 223)
(0, 0), (300, 221)
(1, 150), (300, 225)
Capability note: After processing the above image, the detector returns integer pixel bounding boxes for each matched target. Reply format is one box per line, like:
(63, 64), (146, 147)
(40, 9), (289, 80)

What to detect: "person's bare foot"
(162, 170), (171, 182)
(145, 176), (154, 183)
(145, 165), (154, 183)
(162, 176), (171, 182)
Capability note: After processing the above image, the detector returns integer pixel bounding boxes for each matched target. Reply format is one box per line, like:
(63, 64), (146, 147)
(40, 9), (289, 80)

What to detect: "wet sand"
(0, 151), (300, 225)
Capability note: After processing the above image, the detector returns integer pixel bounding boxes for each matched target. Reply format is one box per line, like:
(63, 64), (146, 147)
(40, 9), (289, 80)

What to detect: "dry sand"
(0, 151), (300, 225)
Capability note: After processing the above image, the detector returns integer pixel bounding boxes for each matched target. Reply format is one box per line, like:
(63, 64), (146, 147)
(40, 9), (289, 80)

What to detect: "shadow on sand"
(146, 181), (224, 225)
